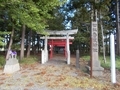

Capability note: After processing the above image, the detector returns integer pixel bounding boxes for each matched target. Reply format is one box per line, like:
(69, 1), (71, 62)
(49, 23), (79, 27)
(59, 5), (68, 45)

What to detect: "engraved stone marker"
(76, 49), (80, 68)
(4, 50), (20, 74)
(91, 21), (104, 77)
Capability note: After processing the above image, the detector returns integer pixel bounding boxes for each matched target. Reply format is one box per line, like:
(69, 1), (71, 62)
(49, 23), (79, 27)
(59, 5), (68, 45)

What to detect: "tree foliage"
(0, 0), (66, 56)
(64, 0), (112, 55)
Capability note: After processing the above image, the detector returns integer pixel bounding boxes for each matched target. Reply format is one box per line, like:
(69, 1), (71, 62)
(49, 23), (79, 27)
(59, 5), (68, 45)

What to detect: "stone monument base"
(4, 63), (20, 74)
(3, 58), (20, 74)
(86, 60), (104, 77)
(92, 67), (104, 77)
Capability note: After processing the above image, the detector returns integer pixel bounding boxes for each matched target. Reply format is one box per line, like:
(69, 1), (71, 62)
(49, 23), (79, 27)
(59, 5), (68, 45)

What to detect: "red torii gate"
(48, 39), (73, 59)
(40, 29), (78, 64)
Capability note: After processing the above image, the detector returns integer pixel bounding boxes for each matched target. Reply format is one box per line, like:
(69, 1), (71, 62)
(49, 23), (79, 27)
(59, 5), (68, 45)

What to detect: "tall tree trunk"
(20, 25), (26, 60)
(6, 26), (14, 60)
(32, 32), (35, 55)
(37, 34), (40, 53)
(26, 30), (32, 57)
(25, 33), (29, 55)
(100, 10), (106, 63)
(100, 21), (106, 63)
(116, 0), (120, 56)
(105, 34), (109, 55)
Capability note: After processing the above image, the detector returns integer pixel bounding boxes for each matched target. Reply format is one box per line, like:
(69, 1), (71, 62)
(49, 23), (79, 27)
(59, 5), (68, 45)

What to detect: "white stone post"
(41, 50), (45, 64)
(110, 34), (116, 83)
(44, 35), (48, 63)
(66, 34), (70, 64)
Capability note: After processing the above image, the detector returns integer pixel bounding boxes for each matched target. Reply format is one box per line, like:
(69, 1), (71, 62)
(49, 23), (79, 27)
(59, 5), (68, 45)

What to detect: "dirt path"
(0, 56), (120, 90)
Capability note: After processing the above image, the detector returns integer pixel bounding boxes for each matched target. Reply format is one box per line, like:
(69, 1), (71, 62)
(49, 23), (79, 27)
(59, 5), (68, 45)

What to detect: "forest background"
(0, 0), (120, 69)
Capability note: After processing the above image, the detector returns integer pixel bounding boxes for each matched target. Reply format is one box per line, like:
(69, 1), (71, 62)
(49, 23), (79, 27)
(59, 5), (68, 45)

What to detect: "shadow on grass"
(19, 55), (40, 65)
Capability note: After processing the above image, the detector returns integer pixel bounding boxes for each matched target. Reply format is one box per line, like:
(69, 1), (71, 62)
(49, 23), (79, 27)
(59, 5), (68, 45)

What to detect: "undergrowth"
(19, 56), (39, 65)
(81, 55), (120, 70)
(0, 56), (5, 68)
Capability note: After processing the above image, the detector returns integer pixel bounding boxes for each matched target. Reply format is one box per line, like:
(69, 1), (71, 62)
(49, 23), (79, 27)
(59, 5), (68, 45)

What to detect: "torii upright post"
(41, 35), (48, 64)
(44, 35), (48, 63)
(66, 34), (70, 64)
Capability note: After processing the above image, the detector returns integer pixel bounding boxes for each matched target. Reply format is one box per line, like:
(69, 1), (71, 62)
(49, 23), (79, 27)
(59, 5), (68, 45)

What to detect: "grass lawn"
(19, 55), (39, 65)
(81, 55), (120, 70)
(0, 55), (40, 68)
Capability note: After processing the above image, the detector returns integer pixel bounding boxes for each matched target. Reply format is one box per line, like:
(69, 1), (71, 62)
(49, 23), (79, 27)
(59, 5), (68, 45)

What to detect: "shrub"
(0, 56), (5, 68)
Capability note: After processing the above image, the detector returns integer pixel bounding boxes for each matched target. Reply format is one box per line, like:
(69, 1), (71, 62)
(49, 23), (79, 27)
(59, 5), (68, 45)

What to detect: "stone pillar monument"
(91, 21), (104, 77)
(76, 49), (80, 68)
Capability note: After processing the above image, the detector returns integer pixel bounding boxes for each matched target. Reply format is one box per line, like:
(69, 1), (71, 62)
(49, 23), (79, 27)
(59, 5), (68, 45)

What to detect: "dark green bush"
(0, 56), (5, 67)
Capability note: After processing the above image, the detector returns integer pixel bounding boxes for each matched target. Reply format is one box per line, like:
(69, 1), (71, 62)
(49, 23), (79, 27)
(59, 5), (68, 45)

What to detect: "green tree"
(66, 0), (111, 56)
(47, 8), (65, 30)
(0, 1), (10, 47)
(0, 0), (66, 60)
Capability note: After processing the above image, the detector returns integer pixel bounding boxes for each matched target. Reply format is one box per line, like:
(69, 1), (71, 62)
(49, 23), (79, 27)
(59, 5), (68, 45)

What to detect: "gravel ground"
(0, 61), (87, 90)
(0, 55), (120, 90)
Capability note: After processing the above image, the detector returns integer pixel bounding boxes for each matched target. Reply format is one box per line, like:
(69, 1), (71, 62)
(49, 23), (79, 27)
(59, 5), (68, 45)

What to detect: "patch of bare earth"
(0, 54), (120, 90)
